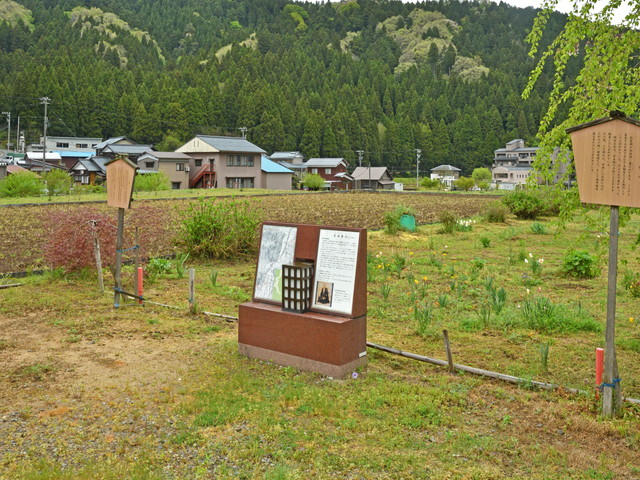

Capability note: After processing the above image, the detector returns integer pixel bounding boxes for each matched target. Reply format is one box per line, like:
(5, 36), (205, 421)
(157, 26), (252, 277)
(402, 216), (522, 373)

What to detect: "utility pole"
(15, 116), (19, 153)
(40, 97), (50, 170)
(239, 126), (247, 139)
(356, 149), (364, 167)
(1, 111), (10, 152)
(415, 149), (422, 190)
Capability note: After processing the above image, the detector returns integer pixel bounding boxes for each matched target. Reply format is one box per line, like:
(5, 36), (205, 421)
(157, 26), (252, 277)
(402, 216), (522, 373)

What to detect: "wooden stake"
(189, 268), (196, 313)
(443, 329), (455, 374)
(113, 207), (125, 308)
(603, 205), (622, 417)
(91, 220), (104, 294)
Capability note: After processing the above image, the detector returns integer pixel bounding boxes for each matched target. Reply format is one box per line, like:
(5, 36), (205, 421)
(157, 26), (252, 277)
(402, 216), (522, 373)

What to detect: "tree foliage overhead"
(524, 0), (640, 185)
(0, 0), (568, 175)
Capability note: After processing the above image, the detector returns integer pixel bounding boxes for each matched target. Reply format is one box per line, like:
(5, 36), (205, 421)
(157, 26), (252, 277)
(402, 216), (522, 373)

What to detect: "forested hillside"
(0, 0), (572, 175)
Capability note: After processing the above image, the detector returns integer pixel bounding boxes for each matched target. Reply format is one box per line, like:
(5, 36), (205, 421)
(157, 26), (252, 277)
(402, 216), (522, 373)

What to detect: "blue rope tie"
(116, 245), (139, 253)
(598, 378), (621, 391)
(113, 287), (145, 301)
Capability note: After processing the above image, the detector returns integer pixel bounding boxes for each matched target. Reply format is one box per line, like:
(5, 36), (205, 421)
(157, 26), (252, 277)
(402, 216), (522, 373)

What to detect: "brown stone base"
(238, 302), (367, 378)
(238, 343), (367, 378)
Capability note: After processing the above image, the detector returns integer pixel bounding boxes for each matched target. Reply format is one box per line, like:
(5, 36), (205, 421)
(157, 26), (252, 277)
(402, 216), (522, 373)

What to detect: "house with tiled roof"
(93, 136), (131, 151)
(68, 137), (154, 185)
(69, 156), (110, 185)
(304, 158), (350, 190)
(99, 143), (153, 161)
(430, 164), (462, 189)
(176, 135), (267, 189)
(0, 161), (28, 180)
(351, 166), (395, 190)
(136, 151), (192, 190)
(269, 151), (305, 181)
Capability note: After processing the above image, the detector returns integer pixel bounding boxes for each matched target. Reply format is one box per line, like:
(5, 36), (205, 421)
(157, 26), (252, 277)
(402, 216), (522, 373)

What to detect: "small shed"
(261, 156), (293, 190)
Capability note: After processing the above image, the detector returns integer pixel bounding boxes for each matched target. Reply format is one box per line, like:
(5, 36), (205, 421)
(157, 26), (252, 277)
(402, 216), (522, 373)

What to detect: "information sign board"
(105, 156), (138, 209)
(311, 229), (360, 316)
(568, 116), (640, 208)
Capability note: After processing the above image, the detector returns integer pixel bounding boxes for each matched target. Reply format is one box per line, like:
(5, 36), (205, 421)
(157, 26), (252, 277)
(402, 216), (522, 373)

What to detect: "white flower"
(526, 288), (530, 295)
(524, 259), (529, 263)
(529, 252), (534, 258)
(538, 258), (544, 264)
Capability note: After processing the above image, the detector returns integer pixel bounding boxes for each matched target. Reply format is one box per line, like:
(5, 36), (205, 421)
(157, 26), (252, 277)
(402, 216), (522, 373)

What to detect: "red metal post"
(596, 347), (604, 399)
(137, 267), (144, 305)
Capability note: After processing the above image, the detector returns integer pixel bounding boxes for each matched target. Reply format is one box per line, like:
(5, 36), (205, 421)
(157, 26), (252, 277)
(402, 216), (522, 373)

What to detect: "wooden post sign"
(567, 111), (640, 208)
(105, 155), (138, 209)
(105, 155), (137, 308)
(566, 112), (640, 418)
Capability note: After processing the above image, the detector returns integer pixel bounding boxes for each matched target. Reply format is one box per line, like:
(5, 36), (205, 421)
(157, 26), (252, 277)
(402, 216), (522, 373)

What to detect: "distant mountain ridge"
(0, 0), (569, 175)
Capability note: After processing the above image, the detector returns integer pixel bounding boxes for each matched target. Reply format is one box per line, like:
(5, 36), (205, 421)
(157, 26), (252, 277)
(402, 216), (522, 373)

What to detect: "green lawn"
(1, 206), (639, 479)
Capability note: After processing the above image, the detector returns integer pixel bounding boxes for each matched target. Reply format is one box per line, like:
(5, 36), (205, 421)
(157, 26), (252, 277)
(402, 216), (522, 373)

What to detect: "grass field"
(0, 187), (295, 206)
(0, 194), (639, 479)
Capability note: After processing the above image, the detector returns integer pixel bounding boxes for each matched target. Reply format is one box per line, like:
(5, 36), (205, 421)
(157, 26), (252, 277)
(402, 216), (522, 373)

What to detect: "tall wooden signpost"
(567, 112), (640, 417)
(105, 155), (138, 309)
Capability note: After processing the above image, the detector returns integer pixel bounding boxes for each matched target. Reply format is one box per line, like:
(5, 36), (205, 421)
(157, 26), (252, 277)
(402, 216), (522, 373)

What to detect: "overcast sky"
(310, 0), (632, 23)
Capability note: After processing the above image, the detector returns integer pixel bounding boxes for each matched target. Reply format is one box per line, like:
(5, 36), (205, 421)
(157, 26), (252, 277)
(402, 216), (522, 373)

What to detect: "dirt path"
(0, 297), (230, 474)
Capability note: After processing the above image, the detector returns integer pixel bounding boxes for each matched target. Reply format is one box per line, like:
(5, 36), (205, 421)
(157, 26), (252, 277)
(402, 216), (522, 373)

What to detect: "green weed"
(530, 222), (548, 235)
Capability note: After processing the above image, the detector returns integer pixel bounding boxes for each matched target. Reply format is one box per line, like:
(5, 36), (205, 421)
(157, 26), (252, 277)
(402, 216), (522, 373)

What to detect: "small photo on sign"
(315, 281), (333, 307)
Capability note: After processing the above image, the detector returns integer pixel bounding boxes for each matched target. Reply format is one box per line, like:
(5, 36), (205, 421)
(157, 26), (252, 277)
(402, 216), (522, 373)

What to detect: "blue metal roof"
(261, 156), (293, 174)
(53, 151), (93, 158)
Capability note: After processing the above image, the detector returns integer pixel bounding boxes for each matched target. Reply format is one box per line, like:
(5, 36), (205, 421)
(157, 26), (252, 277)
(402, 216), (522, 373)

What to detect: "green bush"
(471, 167), (492, 185)
(0, 171), (44, 197)
(301, 173), (325, 190)
(454, 176), (474, 191)
(438, 210), (458, 233)
(384, 204), (416, 235)
(420, 177), (441, 190)
(530, 222), (547, 235)
(561, 250), (599, 279)
(502, 189), (545, 220)
(43, 169), (72, 197)
(484, 201), (509, 223)
(176, 197), (263, 258)
(477, 181), (490, 191)
(521, 296), (600, 333)
(134, 172), (171, 192)
(72, 184), (105, 195)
